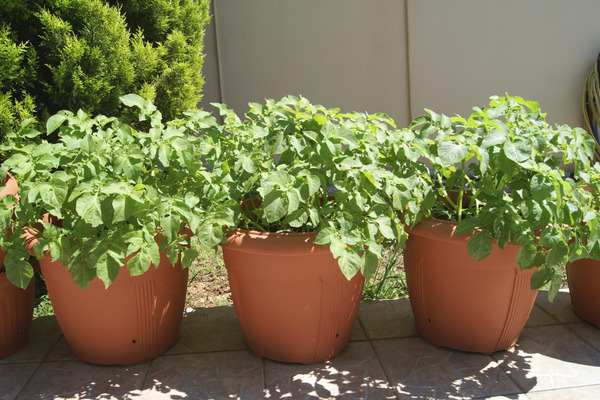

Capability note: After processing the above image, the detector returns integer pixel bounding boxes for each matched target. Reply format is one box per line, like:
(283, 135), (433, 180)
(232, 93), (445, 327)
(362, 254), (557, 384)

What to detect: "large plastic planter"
(222, 229), (364, 364)
(567, 259), (600, 329)
(39, 249), (188, 366)
(0, 173), (34, 360)
(404, 218), (538, 354)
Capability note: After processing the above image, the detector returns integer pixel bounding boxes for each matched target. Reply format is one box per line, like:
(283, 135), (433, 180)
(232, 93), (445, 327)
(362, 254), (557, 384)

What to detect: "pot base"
(222, 229), (364, 364)
(567, 259), (600, 329)
(0, 273), (34, 359)
(40, 253), (188, 366)
(405, 219), (538, 354)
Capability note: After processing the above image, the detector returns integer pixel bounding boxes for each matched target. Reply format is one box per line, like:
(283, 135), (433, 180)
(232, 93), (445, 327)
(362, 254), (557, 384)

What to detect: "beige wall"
(201, 0), (600, 129)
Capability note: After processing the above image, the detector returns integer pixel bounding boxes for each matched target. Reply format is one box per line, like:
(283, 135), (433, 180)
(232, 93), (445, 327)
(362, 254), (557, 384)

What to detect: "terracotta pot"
(404, 218), (538, 354)
(0, 173), (18, 267)
(0, 173), (32, 360)
(39, 247), (188, 366)
(222, 229), (364, 364)
(0, 272), (34, 359)
(567, 259), (600, 328)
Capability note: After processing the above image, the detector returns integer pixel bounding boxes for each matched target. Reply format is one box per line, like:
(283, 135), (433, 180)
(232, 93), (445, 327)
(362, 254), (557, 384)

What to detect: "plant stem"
(457, 160), (466, 223)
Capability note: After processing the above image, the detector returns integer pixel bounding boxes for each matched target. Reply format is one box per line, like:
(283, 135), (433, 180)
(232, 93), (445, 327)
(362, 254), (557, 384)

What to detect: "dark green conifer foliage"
(0, 0), (210, 135)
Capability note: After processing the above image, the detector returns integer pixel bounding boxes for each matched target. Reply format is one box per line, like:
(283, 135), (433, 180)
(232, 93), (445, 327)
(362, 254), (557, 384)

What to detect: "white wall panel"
(407, 0), (600, 127)
(211, 0), (411, 126)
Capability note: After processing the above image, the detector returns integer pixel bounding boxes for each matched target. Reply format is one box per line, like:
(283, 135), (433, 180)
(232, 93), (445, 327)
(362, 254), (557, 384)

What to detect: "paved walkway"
(2, 290), (600, 399)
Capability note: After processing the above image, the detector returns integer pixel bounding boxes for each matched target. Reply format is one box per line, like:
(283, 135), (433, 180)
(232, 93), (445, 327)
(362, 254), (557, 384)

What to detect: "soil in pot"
(39, 249), (188, 366)
(222, 229), (364, 364)
(404, 218), (538, 354)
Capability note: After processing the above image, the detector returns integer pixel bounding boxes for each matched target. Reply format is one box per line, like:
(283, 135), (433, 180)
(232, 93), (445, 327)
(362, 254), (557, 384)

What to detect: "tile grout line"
(261, 357), (267, 398)
(139, 357), (155, 396)
(13, 331), (67, 398)
(359, 309), (402, 400)
(563, 322), (600, 354)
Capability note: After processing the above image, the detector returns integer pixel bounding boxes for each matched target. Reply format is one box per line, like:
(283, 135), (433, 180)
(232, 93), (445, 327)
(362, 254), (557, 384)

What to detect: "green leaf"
(438, 141), (469, 165)
(530, 266), (553, 290)
(112, 195), (136, 223)
(115, 154), (142, 181)
(362, 250), (379, 282)
(467, 231), (493, 260)
(547, 271), (563, 303)
(120, 94), (150, 110)
(158, 143), (171, 167)
(362, 170), (379, 188)
(328, 236), (346, 259)
(517, 243), (538, 269)
(307, 175), (321, 196)
(545, 241), (568, 267)
(4, 251), (34, 289)
(314, 227), (335, 245)
(504, 139), (532, 164)
(127, 241), (161, 276)
(375, 216), (396, 240)
(40, 180), (69, 212)
(161, 213), (181, 242)
(336, 249), (363, 280)
(313, 114), (327, 126)
(480, 129), (507, 148)
(95, 251), (121, 288)
(69, 262), (97, 291)
(197, 222), (223, 247)
(76, 193), (104, 227)
(262, 191), (287, 223)
(455, 217), (480, 235)
(181, 247), (199, 268)
(46, 114), (68, 135)
(287, 189), (301, 213)
(530, 176), (553, 203)
(334, 128), (359, 148)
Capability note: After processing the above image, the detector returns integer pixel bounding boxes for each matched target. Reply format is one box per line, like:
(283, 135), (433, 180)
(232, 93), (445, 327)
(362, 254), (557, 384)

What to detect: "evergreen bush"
(0, 0), (210, 135)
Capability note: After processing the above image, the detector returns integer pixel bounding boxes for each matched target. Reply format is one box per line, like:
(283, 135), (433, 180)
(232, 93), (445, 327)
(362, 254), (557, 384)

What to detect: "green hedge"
(0, 0), (210, 136)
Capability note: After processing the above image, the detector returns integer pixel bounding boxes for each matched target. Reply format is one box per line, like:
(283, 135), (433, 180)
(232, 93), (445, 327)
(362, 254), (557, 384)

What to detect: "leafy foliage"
(0, 95), (238, 290)
(0, 0), (210, 132)
(0, 26), (37, 148)
(410, 95), (597, 300)
(208, 96), (432, 281)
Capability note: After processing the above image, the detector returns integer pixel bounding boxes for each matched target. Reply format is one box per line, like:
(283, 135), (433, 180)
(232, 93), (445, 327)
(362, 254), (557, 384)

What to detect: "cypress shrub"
(0, 0), (210, 132)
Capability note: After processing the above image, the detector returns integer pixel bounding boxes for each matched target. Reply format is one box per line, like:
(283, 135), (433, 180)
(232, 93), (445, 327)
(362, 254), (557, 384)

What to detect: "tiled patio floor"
(2, 290), (600, 399)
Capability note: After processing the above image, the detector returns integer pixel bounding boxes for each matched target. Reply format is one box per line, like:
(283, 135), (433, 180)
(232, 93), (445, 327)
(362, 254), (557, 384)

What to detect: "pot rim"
(229, 228), (318, 238)
(409, 217), (519, 248)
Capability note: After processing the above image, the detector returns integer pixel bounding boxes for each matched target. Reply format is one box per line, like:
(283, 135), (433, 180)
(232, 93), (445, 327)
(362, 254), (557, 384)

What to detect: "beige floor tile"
(16, 360), (148, 400)
(142, 351), (264, 399)
(44, 336), (78, 362)
(535, 290), (582, 324)
(349, 317), (368, 342)
(358, 298), (417, 340)
(525, 304), (558, 328)
(526, 385), (600, 400)
(372, 337), (522, 400)
(567, 322), (600, 352)
(0, 316), (62, 364)
(167, 306), (248, 354)
(0, 363), (39, 400)
(265, 341), (396, 399)
(495, 325), (600, 392)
